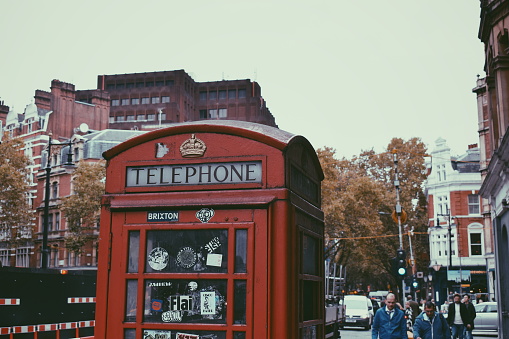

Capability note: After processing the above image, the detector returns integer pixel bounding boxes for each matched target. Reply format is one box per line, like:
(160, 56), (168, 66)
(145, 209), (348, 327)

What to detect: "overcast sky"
(0, 1), (485, 158)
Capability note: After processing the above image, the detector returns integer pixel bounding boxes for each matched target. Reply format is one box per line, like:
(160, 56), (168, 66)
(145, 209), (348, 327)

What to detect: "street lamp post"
(437, 210), (453, 297)
(41, 134), (74, 269)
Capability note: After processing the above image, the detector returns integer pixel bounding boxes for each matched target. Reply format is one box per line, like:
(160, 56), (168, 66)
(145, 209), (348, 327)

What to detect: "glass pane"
(143, 330), (227, 338)
(302, 280), (319, 321)
(127, 231), (140, 273)
(124, 328), (136, 339)
(146, 230), (228, 273)
(144, 279), (227, 324)
(234, 280), (247, 324)
(303, 235), (318, 275)
(302, 325), (317, 339)
(125, 280), (138, 322)
(235, 229), (247, 273)
(234, 332), (246, 339)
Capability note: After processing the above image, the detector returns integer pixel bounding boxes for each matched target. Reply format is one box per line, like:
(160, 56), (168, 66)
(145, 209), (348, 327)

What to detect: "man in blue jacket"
(372, 293), (408, 339)
(413, 301), (451, 339)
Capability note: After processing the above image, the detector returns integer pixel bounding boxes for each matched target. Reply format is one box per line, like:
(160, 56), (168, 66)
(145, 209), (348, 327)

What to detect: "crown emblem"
(180, 134), (206, 158)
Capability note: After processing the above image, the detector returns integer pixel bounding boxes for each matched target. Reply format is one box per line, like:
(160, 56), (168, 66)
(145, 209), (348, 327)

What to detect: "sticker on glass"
(176, 247), (197, 268)
(196, 208), (215, 223)
(151, 299), (163, 312)
(161, 310), (182, 322)
(144, 329), (171, 339)
(148, 247), (169, 271)
(200, 291), (216, 315)
(204, 237), (221, 253)
(206, 253), (223, 267)
(176, 333), (199, 339)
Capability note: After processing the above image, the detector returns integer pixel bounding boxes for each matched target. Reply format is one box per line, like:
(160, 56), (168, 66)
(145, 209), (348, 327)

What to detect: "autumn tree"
(0, 135), (34, 246)
(318, 137), (429, 291)
(61, 161), (105, 254)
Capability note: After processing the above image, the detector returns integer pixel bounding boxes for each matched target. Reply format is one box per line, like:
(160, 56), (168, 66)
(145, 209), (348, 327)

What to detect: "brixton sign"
(126, 161), (262, 187)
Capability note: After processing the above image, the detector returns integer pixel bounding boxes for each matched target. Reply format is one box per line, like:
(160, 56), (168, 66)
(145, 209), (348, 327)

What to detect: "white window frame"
(468, 194), (480, 215)
(468, 224), (484, 256)
(16, 247), (30, 267)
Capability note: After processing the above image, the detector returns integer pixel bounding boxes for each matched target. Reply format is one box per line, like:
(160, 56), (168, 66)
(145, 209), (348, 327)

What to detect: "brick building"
(94, 70), (277, 130)
(475, 0), (509, 334)
(0, 71), (278, 269)
(424, 138), (489, 304)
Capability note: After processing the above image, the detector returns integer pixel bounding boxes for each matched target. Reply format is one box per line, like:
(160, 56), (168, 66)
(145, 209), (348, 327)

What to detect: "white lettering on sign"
(168, 295), (192, 311)
(126, 161), (262, 187)
(147, 212), (179, 222)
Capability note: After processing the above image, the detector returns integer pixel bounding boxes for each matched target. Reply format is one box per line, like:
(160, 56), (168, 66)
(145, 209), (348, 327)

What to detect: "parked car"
(474, 302), (498, 331)
(340, 295), (374, 330)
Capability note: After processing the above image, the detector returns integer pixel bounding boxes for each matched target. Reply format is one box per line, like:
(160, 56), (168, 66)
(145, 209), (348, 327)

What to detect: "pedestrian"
(447, 293), (469, 339)
(462, 294), (476, 339)
(413, 301), (451, 339)
(372, 293), (408, 339)
(407, 295), (421, 322)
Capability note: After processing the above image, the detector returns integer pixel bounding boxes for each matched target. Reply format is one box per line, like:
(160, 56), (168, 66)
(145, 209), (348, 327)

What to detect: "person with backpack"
(413, 301), (451, 339)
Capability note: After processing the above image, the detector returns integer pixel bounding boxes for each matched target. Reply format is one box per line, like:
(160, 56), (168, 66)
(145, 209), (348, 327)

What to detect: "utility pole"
(393, 151), (406, 302)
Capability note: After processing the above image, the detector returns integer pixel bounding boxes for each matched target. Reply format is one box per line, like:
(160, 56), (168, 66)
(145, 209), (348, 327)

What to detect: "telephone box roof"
(103, 120), (316, 159)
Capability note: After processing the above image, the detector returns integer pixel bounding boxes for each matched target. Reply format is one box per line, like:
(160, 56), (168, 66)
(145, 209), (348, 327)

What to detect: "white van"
(368, 290), (389, 302)
(341, 295), (374, 330)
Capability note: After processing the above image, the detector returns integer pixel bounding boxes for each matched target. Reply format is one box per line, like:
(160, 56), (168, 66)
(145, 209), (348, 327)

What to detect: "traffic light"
(411, 277), (419, 290)
(396, 249), (407, 276)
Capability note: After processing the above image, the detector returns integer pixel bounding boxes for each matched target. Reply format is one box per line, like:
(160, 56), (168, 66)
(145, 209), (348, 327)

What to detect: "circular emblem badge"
(176, 247), (197, 268)
(196, 208), (215, 223)
(148, 247), (169, 271)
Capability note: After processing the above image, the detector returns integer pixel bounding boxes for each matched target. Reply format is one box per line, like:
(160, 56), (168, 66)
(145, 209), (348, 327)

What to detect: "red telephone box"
(95, 121), (324, 339)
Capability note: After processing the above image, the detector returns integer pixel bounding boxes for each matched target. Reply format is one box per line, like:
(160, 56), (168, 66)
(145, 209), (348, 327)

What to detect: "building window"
(131, 98), (139, 105)
(468, 194), (480, 214)
(121, 98), (130, 106)
(161, 96), (170, 103)
(126, 83), (135, 89)
(27, 118), (34, 133)
(109, 116), (115, 123)
(136, 82), (144, 88)
(219, 108), (227, 118)
(146, 82), (154, 87)
(199, 92), (207, 101)
(151, 97), (160, 104)
(147, 114), (155, 121)
(209, 109), (218, 118)
(238, 89), (247, 98)
(0, 249), (9, 267)
(470, 233), (483, 255)
(48, 213), (53, 231)
(126, 115), (135, 121)
(156, 81), (165, 87)
(116, 115), (125, 122)
(136, 114), (146, 121)
(199, 109), (207, 119)
(52, 181), (58, 199)
(158, 112), (166, 121)
(141, 97), (150, 104)
(165, 80), (174, 86)
(116, 83), (125, 89)
(74, 147), (80, 161)
(228, 89), (236, 99)
(218, 90), (227, 99)
(55, 212), (60, 230)
(15, 248), (29, 267)
(111, 99), (120, 106)
(209, 91), (217, 100)
(106, 84), (115, 90)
